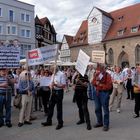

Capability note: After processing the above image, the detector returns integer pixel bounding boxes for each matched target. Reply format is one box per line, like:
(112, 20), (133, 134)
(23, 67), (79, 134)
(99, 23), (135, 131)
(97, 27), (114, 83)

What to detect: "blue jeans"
(0, 93), (12, 124)
(93, 91), (110, 127)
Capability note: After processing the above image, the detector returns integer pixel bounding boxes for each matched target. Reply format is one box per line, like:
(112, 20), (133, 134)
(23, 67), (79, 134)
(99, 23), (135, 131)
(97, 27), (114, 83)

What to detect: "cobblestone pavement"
(0, 89), (140, 140)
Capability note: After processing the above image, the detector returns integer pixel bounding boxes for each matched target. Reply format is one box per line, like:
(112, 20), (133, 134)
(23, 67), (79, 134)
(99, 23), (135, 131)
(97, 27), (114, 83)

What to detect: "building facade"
(0, 0), (35, 59)
(35, 16), (56, 48)
(60, 35), (73, 62)
(70, 3), (140, 68)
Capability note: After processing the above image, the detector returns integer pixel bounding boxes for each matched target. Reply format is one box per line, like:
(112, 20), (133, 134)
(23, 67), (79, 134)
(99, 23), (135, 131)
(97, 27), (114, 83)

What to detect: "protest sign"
(27, 44), (57, 66)
(92, 50), (105, 63)
(76, 50), (90, 76)
(0, 46), (20, 68)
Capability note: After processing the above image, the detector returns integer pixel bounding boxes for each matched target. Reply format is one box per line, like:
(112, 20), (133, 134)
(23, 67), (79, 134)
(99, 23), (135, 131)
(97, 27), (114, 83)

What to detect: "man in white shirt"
(41, 66), (66, 130)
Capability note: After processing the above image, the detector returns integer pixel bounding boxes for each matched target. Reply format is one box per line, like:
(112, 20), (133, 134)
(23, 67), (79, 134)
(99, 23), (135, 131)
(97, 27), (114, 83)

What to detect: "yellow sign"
(92, 50), (105, 63)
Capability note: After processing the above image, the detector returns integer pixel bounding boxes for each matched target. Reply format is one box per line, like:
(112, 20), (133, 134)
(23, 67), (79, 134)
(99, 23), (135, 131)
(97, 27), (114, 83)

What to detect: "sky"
(19, 0), (139, 41)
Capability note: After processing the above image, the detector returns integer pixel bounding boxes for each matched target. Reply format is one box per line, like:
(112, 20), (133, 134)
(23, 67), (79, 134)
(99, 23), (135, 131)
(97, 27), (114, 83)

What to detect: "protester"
(39, 70), (51, 116)
(73, 72), (92, 130)
(109, 66), (124, 113)
(133, 66), (140, 118)
(0, 68), (12, 127)
(92, 63), (112, 131)
(41, 66), (66, 130)
(18, 71), (34, 127)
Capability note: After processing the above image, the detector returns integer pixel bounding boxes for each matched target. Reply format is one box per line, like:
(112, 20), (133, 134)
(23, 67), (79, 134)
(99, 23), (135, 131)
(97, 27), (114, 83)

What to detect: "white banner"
(92, 50), (105, 63)
(0, 46), (20, 68)
(27, 45), (58, 66)
(76, 50), (90, 76)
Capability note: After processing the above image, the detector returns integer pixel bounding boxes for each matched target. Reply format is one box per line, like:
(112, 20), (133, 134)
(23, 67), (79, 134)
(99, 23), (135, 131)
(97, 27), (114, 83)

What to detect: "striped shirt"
(0, 76), (7, 94)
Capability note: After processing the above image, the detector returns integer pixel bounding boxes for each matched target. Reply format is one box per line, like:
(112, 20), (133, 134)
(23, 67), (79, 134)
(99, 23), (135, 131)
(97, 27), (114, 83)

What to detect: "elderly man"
(42, 66), (66, 130)
(92, 64), (112, 131)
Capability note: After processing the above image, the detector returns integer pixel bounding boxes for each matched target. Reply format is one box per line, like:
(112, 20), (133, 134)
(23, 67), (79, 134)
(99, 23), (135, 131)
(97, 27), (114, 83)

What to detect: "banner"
(92, 50), (105, 63)
(27, 44), (58, 66)
(0, 46), (20, 68)
(76, 50), (90, 76)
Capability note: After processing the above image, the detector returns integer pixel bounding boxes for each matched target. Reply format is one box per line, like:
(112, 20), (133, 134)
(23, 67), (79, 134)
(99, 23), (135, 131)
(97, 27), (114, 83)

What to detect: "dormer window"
(131, 26), (139, 33)
(118, 16), (124, 21)
(117, 28), (125, 36)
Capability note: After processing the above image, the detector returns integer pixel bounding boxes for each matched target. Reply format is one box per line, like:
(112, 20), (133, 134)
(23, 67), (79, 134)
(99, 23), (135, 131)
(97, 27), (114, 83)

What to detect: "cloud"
(19, 0), (138, 41)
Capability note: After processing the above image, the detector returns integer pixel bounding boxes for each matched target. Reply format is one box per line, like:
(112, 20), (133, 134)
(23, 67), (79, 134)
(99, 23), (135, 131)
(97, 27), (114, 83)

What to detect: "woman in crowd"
(39, 70), (51, 116)
(109, 66), (124, 113)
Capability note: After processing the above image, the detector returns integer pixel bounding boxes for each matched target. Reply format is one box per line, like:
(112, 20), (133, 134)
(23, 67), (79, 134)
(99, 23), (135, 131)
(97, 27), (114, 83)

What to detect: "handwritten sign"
(76, 50), (90, 76)
(92, 50), (105, 63)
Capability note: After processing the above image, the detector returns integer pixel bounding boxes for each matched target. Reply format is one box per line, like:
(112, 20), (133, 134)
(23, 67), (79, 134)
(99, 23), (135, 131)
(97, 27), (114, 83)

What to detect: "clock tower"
(88, 7), (112, 44)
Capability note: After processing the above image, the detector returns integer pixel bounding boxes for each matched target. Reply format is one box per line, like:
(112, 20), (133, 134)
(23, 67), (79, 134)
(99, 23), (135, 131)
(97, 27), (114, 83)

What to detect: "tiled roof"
(35, 16), (56, 34)
(70, 20), (88, 47)
(64, 35), (73, 46)
(104, 3), (140, 41)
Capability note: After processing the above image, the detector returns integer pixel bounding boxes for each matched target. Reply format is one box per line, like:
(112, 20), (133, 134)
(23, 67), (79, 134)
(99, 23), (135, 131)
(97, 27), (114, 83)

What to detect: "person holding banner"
(73, 72), (92, 130)
(41, 66), (66, 130)
(92, 64), (112, 131)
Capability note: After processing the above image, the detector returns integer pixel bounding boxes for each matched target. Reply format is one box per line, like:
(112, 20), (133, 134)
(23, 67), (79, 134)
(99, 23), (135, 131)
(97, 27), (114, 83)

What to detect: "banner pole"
(49, 44), (59, 100)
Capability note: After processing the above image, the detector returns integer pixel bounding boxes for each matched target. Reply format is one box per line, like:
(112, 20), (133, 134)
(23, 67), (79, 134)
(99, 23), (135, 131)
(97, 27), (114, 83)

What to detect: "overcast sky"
(20, 0), (139, 41)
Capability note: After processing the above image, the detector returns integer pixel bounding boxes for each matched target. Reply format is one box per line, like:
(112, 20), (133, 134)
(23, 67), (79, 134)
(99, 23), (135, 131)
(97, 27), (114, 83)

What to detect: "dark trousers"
(134, 94), (140, 115)
(40, 87), (51, 114)
(126, 85), (134, 99)
(47, 89), (64, 125)
(34, 87), (42, 111)
(75, 90), (91, 125)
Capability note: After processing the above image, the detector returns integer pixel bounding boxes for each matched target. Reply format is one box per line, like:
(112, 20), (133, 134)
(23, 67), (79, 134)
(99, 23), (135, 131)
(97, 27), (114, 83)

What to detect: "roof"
(104, 3), (140, 41)
(35, 16), (56, 34)
(70, 20), (88, 47)
(64, 35), (73, 46)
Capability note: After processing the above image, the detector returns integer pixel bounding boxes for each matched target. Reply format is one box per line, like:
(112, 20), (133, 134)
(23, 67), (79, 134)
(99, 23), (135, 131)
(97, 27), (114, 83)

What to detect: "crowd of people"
(0, 63), (140, 132)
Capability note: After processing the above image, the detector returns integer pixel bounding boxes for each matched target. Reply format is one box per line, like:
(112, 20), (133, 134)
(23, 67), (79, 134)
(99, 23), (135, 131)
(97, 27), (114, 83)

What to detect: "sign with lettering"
(0, 46), (20, 68)
(27, 45), (58, 66)
(76, 50), (90, 76)
(92, 50), (105, 63)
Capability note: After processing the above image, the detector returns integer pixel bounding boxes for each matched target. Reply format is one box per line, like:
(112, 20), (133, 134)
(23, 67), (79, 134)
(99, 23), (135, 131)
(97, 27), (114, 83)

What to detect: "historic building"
(60, 35), (73, 62)
(0, 0), (35, 59)
(35, 16), (57, 48)
(70, 3), (140, 68)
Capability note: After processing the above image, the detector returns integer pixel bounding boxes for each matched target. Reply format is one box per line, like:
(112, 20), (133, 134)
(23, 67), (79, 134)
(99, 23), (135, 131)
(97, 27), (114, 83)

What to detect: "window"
(26, 30), (31, 38)
(21, 29), (25, 37)
(0, 25), (3, 34)
(11, 26), (17, 35)
(118, 16), (123, 21)
(49, 34), (51, 40)
(26, 14), (30, 22)
(7, 26), (10, 34)
(135, 45), (140, 64)
(117, 29), (125, 36)
(0, 8), (1, 17)
(21, 13), (25, 21)
(9, 10), (14, 22)
(20, 44), (31, 56)
(131, 26), (139, 33)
